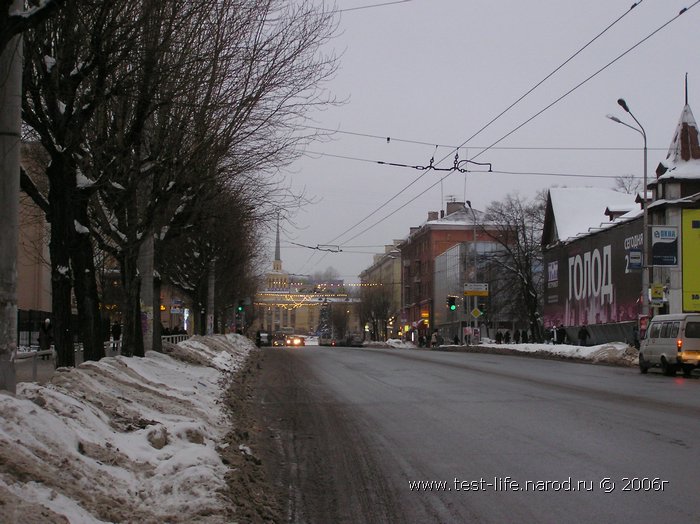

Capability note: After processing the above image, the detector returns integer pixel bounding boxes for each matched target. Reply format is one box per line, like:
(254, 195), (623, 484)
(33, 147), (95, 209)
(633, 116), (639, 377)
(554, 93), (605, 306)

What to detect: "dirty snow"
(381, 338), (636, 364)
(0, 334), (253, 523)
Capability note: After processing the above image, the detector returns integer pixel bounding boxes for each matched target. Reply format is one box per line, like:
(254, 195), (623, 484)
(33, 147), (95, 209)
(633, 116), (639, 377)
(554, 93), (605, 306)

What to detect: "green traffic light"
(450, 304), (456, 311)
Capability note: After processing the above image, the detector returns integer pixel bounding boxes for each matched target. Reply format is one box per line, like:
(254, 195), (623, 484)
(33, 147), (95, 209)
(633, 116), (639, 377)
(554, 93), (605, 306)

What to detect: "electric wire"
(335, 0), (413, 13)
(317, 1), (648, 251)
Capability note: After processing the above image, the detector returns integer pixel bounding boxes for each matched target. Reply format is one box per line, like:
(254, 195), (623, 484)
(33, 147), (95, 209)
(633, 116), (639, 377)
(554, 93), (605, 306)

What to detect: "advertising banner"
(682, 210), (700, 312)
(543, 218), (642, 328)
(651, 226), (678, 266)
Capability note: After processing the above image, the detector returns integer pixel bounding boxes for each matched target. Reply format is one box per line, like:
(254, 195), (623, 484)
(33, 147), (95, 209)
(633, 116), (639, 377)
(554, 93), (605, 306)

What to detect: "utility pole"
(0, 2), (23, 393)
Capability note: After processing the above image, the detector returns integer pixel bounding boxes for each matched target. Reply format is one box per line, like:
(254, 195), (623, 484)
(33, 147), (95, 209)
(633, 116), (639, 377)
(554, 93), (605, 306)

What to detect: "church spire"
(274, 216), (281, 262)
(272, 216), (282, 272)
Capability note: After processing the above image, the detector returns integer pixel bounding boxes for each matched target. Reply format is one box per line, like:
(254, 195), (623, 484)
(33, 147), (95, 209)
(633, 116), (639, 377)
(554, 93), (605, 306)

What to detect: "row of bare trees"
(17, 0), (338, 365)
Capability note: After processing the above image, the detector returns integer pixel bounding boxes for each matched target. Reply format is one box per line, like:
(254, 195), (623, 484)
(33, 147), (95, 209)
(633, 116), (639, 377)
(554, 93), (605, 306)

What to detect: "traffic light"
(237, 301), (244, 312)
(447, 296), (456, 311)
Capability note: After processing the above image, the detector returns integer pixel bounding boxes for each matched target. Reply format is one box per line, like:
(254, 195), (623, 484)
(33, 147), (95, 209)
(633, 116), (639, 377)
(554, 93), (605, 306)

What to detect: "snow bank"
(0, 334), (253, 523)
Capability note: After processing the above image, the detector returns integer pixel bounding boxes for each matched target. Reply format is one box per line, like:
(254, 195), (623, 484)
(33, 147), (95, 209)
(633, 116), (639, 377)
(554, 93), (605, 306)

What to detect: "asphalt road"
(250, 345), (700, 523)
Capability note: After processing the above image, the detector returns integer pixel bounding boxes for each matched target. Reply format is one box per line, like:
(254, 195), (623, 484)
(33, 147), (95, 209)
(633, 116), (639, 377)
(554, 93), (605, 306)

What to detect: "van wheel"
(638, 354), (649, 374)
(661, 357), (676, 377)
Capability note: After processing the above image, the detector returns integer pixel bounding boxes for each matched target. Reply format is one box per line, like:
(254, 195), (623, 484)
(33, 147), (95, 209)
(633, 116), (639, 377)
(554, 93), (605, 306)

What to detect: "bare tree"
(359, 285), (391, 341)
(85, 0), (338, 356)
(0, 0), (64, 53)
(22, 1), (140, 365)
(482, 193), (545, 342)
(614, 174), (642, 195)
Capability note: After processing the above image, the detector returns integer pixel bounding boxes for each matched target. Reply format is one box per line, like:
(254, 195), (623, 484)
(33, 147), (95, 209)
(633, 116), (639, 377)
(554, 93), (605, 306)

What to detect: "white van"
(639, 313), (700, 376)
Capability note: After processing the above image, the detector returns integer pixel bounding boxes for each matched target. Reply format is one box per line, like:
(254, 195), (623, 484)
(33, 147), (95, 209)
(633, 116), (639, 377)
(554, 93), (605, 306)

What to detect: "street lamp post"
(607, 98), (649, 320)
(466, 201), (478, 342)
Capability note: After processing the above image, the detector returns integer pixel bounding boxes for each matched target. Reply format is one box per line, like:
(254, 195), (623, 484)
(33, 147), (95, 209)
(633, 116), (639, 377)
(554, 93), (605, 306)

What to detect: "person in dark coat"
(111, 322), (122, 351)
(557, 325), (567, 344)
(521, 329), (528, 343)
(503, 330), (511, 344)
(495, 331), (503, 344)
(578, 325), (591, 346)
(513, 330), (521, 344)
(39, 318), (53, 360)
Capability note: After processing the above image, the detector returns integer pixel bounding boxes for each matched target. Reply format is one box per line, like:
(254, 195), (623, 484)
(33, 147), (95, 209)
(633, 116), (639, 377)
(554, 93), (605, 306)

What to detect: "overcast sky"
(269, 0), (700, 283)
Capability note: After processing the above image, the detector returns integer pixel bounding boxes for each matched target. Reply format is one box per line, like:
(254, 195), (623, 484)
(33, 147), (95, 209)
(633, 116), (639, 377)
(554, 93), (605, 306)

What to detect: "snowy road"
(250, 345), (700, 523)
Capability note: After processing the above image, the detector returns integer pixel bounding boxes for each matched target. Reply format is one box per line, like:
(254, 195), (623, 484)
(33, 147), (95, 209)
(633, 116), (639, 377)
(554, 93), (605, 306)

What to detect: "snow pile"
(0, 334), (254, 523)
(477, 341), (634, 363)
(383, 339), (418, 349)
(372, 338), (635, 365)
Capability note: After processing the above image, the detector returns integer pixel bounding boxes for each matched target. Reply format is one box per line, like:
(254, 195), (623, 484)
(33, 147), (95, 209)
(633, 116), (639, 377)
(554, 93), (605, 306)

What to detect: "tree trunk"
(120, 251), (144, 357)
(152, 275), (162, 352)
(47, 159), (76, 368)
(0, 12), (22, 392)
(71, 196), (105, 362)
(138, 232), (154, 353)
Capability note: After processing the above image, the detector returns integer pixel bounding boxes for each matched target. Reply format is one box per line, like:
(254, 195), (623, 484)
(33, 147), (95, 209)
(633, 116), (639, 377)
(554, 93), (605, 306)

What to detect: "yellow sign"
(682, 209), (700, 312)
(651, 283), (664, 300)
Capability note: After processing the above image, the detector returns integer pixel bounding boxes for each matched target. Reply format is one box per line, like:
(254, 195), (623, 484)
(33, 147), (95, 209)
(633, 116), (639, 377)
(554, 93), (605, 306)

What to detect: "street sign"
(471, 307), (482, 318)
(628, 249), (642, 270)
(464, 283), (489, 297)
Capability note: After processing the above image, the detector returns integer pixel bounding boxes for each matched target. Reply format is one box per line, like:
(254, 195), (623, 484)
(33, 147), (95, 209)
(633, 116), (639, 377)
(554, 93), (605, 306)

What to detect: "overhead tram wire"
(332, 1), (699, 247)
(319, 1), (648, 249)
(466, 1), (700, 165)
(336, 0), (413, 13)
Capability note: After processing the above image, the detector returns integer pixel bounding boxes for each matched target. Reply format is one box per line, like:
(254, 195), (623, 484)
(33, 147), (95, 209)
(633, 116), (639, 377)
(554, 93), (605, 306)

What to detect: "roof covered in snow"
(654, 104), (700, 182)
(543, 187), (639, 246)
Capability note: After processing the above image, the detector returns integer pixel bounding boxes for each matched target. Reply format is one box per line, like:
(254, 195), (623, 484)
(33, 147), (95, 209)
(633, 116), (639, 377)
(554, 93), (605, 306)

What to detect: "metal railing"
(12, 335), (192, 383)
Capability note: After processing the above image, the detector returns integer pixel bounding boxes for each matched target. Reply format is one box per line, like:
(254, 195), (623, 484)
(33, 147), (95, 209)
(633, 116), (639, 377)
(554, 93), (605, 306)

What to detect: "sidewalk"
(14, 345), (122, 385)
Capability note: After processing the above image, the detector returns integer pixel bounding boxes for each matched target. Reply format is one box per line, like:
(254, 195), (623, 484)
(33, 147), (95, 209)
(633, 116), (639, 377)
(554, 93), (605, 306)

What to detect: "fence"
(12, 335), (192, 383)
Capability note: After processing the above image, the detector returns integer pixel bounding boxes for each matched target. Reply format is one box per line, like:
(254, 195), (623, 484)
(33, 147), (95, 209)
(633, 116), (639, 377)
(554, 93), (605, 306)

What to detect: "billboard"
(543, 218), (642, 328)
(682, 209), (700, 312)
(651, 226), (678, 266)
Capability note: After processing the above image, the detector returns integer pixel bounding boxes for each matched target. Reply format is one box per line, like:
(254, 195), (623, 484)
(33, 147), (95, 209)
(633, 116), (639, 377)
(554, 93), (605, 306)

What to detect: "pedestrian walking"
(578, 325), (591, 346)
(111, 322), (122, 352)
(557, 325), (567, 344)
(430, 330), (438, 348)
(513, 330), (521, 344)
(39, 318), (53, 360)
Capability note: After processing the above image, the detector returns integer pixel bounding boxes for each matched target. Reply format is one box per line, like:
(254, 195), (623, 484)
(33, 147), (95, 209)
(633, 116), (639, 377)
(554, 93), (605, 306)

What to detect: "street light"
(466, 200), (478, 340)
(607, 98), (649, 320)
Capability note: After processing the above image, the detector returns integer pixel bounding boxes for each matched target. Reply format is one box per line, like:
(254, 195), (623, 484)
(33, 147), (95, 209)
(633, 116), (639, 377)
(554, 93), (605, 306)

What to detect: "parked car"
(272, 333), (287, 347)
(347, 333), (364, 347)
(639, 313), (700, 376)
(285, 335), (306, 347)
(318, 333), (336, 346)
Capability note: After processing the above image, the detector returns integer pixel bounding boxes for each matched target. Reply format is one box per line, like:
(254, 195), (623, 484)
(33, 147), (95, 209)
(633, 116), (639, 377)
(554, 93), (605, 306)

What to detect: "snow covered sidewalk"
(0, 334), (253, 523)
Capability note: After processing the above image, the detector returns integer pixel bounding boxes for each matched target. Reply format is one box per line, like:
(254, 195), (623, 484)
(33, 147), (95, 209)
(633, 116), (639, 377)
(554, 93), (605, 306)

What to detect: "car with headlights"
(285, 335), (306, 347)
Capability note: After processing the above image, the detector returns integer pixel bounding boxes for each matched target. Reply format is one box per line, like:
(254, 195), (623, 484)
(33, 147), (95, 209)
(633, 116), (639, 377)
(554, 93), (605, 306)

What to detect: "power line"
(319, 1), (648, 248)
(467, 1), (700, 164)
(300, 125), (667, 150)
(336, 0), (413, 13)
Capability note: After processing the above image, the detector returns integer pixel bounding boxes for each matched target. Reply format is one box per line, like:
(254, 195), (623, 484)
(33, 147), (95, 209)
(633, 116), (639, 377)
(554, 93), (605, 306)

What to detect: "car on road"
(318, 333), (336, 346)
(285, 335), (306, 347)
(639, 313), (700, 376)
(346, 333), (364, 347)
(272, 333), (287, 347)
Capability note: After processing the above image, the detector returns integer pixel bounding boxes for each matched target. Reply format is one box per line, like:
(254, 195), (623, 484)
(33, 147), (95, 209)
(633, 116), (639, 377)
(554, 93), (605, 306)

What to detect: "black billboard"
(543, 217), (643, 329)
